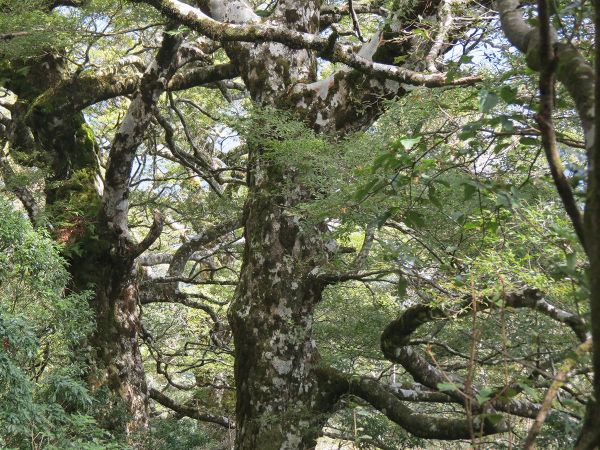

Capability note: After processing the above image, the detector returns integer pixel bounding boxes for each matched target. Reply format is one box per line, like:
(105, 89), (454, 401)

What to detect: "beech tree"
(1, 0), (599, 448)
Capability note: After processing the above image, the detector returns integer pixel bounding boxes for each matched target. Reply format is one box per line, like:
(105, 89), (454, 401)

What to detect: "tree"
(0, 0), (598, 448)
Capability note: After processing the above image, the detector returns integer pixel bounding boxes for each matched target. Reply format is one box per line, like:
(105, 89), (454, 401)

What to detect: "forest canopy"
(0, 0), (599, 448)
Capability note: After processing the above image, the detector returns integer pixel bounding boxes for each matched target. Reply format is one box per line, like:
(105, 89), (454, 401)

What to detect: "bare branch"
(348, 0), (365, 42)
(168, 216), (242, 278)
(149, 388), (234, 428)
(132, 210), (164, 257)
(424, 0), (454, 72)
(132, 0), (481, 87)
(102, 30), (182, 247)
(533, 0), (587, 252)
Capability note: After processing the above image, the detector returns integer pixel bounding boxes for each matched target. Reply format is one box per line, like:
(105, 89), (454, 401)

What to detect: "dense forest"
(0, 0), (599, 448)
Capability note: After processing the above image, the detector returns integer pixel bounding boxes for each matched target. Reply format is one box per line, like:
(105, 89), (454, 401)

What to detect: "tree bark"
(0, 29), (179, 434)
(159, 0), (499, 446)
(228, 153), (329, 448)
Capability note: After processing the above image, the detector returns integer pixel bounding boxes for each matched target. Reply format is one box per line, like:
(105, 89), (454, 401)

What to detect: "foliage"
(0, 197), (122, 449)
(0, 0), (74, 60)
(0, 0), (597, 447)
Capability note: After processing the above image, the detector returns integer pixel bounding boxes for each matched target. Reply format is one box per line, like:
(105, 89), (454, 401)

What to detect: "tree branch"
(132, 210), (164, 257)
(534, 0), (587, 252)
(132, 0), (480, 87)
(149, 388), (234, 428)
(424, 0), (454, 73)
(168, 216), (242, 278)
(29, 63), (238, 125)
(102, 30), (182, 247)
(314, 367), (507, 440)
(496, 0), (595, 150)
(379, 287), (588, 420)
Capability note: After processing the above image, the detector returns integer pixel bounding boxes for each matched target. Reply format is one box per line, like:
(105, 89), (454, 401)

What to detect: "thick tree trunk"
(2, 51), (153, 434)
(228, 148), (328, 448)
(578, 0), (600, 445)
(208, 3), (331, 444)
(93, 259), (150, 433)
(136, 0), (512, 446)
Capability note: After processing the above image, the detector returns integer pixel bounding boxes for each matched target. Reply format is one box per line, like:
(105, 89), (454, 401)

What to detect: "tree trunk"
(2, 50), (152, 434)
(93, 257), (150, 433)
(228, 146), (328, 448)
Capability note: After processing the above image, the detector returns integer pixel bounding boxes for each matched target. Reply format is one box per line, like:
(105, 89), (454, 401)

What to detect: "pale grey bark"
(135, 0), (481, 87)
(93, 30), (184, 432)
(424, 0), (455, 72)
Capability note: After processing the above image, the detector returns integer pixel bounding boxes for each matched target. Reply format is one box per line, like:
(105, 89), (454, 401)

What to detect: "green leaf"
(372, 152), (397, 170)
(463, 183), (478, 201)
(484, 413), (505, 426)
(516, 381), (537, 398)
(165, 25), (190, 36)
(494, 141), (511, 153)
(376, 209), (395, 229)
(428, 185), (442, 208)
(476, 388), (494, 405)
(499, 85), (518, 104)
(437, 382), (459, 392)
(450, 211), (466, 224)
(479, 90), (498, 113)
(404, 211), (425, 228)
(458, 129), (476, 140)
(566, 252), (577, 272)
(496, 192), (513, 208)
(354, 178), (380, 201)
(500, 116), (514, 132)
(434, 179), (451, 188)
(399, 136), (422, 150)
(520, 136), (539, 146)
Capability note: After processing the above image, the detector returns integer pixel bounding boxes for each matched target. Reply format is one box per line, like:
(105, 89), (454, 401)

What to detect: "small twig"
(465, 279), (479, 446)
(348, 0), (365, 42)
(523, 337), (592, 449)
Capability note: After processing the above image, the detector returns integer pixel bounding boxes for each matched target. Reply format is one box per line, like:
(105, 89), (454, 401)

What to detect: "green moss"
(0, 61), (44, 99)
(46, 118), (103, 259)
(73, 121), (101, 168)
(49, 168), (101, 223)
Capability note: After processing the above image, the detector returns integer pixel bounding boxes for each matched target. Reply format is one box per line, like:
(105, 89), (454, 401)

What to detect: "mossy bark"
(3, 52), (150, 434)
(228, 144), (329, 448)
